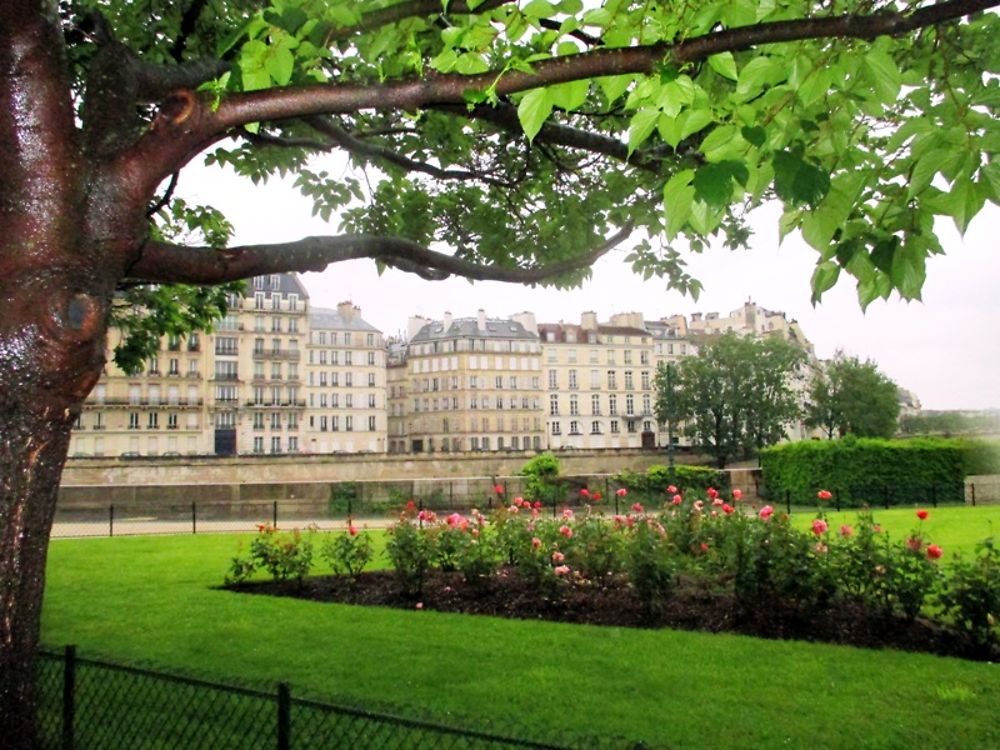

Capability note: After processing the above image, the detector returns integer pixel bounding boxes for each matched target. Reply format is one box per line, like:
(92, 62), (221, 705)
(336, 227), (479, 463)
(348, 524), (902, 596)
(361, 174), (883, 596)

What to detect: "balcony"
(252, 349), (301, 361)
(244, 400), (306, 409)
(212, 374), (241, 382)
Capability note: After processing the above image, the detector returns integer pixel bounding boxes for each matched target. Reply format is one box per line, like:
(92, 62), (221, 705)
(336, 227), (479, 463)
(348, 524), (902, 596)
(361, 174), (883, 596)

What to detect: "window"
(345, 373), (353, 387)
(625, 371), (634, 390)
(569, 395), (579, 416)
(641, 371), (651, 390)
(590, 370), (600, 389)
(627, 419), (638, 433)
(271, 316), (281, 332)
(344, 333), (352, 346)
(568, 369), (578, 389)
(610, 420), (620, 434)
(168, 358), (179, 375)
(167, 413), (178, 430)
(331, 416), (340, 431)
(270, 437), (281, 454)
(591, 420), (601, 435)
(368, 372), (376, 387)
(626, 394), (635, 414)
(271, 413), (281, 429)
(609, 394), (618, 416)
(215, 337), (237, 355)
(643, 394), (652, 415)
(643, 420), (653, 432)
(345, 416), (353, 431)
(551, 421), (561, 436)
(147, 412), (158, 429)
(288, 436), (298, 452)
(253, 412), (264, 430)
(128, 412), (139, 430)
(320, 416), (328, 431)
(187, 333), (200, 351)
(591, 394), (601, 415)
(640, 351), (650, 365)
(624, 350), (632, 365)
(288, 318), (298, 333)
(509, 376), (517, 390)
(254, 292), (265, 309)
(495, 375), (503, 390)
(288, 294), (298, 311)
(288, 413), (298, 430)
(368, 394), (376, 408)
(549, 394), (559, 416)
(368, 351), (376, 366)
(253, 276), (265, 290)
(367, 333), (375, 346)
(368, 415), (377, 431)
(607, 370), (617, 389)
(253, 437), (264, 454)
(569, 420), (580, 435)
(345, 394), (353, 409)
(548, 370), (558, 389)
(148, 356), (159, 375)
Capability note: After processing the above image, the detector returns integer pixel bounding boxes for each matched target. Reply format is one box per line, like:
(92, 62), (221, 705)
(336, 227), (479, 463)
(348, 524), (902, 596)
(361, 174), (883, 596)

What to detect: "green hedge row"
(614, 464), (730, 498)
(760, 437), (1000, 505)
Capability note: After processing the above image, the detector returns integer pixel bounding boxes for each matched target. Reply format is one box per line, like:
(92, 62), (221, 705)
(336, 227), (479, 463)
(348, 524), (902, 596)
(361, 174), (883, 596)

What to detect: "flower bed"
(224, 489), (1000, 662)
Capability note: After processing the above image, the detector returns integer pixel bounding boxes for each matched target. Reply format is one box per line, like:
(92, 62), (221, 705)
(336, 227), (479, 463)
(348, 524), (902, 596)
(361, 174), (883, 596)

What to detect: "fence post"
(931, 484), (938, 508)
(277, 682), (290, 750)
(62, 645), (76, 750)
(884, 485), (891, 510)
(835, 490), (841, 514)
(785, 490), (791, 515)
(449, 481), (454, 510)
(108, 504), (114, 538)
(971, 483), (976, 507)
(273, 500), (278, 529)
(192, 502), (197, 535)
(418, 500), (424, 529)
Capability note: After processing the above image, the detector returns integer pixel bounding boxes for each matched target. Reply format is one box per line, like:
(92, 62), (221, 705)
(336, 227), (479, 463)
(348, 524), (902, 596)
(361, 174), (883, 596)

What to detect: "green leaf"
(735, 56), (783, 102)
(692, 161), (749, 208)
(597, 74), (633, 105)
(628, 108), (660, 156)
(978, 162), (1000, 204)
(810, 261), (840, 303)
(550, 78), (590, 111)
(663, 169), (695, 239)
(699, 125), (744, 162)
(773, 151), (830, 208)
(523, 0), (558, 18)
(949, 179), (987, 235)
(517, 88), (553, 141)
(741, 126), (766, 148)
(708, 52), (738, 81)
(863, 50), (901, 104)
(890, 241), (926, 300)
(265, 46), (295, 86)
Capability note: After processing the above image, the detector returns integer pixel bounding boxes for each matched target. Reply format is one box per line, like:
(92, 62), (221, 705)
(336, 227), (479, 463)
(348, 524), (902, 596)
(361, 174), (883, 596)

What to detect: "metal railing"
(37, 646), (634, 749)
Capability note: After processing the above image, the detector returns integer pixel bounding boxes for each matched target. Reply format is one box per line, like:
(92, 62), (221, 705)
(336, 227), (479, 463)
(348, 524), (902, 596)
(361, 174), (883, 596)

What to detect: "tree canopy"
(805, 351), (903, 438)
(655, 333), (807, 467)
(56, 0), (1000, 309)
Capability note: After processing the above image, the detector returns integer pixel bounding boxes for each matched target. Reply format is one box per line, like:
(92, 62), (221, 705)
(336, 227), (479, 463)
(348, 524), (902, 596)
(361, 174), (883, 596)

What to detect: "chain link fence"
(36, 647), (641, 750)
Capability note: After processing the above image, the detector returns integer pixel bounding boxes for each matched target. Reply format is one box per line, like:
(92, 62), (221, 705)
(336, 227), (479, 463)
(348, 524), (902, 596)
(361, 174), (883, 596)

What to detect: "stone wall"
(966, 475), (1000, 505)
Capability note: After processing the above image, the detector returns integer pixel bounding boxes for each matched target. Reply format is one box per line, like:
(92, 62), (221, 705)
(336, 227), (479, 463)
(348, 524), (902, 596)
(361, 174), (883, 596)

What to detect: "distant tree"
(805, 352), (901, 438)
(899, 411), (1000, 436)
(665, 333), (806, 468)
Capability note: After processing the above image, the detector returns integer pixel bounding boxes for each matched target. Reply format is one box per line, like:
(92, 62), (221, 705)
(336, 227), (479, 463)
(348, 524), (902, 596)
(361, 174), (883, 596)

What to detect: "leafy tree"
(805, 352), (901, 438)
(1, 0), (999, 743)
(667, 333), (806, 468)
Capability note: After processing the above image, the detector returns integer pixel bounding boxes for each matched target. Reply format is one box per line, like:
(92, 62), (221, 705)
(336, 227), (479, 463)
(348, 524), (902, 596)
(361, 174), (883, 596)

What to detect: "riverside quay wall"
(58, 451), (743, 513)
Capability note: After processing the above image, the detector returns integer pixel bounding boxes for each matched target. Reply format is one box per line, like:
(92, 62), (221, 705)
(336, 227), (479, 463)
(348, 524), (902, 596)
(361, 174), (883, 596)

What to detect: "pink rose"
(533, 501), (542, 509)
(732, 489), (743, 500)
(712, 497), (724, 507)
(563, 508), (575, 520)
(494, 484), (504, 495)
(348, 524), (358, 537)
(927, 544), (943, 560)
(693, 500), (704, 512)
(906, 537), (922, 552)
(579, 488), (590, 498)
(666, 485), (678, 495)
(817, 490), (832, 501)
(671, 494), (683, 506)
(616, 488), (628, 497)
(514, 496), (525, 507)
(554, 565), (570, 577)
(552, 551), (565, 563)
(415, 602), (424, 610)
(722, 504), (735, 515)
(839, 524), (853, 538)
(811, 518), (829, 536)
(759, 505), (774, 521)
(631, 502), (644, 513)
(531, 537), (542, 549)
(559, 525), (573, 538)
(707, 487), (719, 499)
(916, 509), (929, 521)
(508, 505), (519, 514)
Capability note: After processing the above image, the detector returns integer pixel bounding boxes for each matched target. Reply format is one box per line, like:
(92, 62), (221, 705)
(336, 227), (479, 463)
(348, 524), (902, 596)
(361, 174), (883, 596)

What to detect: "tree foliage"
(805, 351), (901, 438)
(658, 333), (807, 468)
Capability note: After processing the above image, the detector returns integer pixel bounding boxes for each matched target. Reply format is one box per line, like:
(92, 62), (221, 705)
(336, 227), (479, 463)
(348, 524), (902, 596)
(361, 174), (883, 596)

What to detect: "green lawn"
(41, 508), (1000, 749)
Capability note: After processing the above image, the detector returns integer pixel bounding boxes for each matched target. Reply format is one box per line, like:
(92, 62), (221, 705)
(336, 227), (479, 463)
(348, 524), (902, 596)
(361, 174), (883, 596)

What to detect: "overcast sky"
(179, 156), (999, 412)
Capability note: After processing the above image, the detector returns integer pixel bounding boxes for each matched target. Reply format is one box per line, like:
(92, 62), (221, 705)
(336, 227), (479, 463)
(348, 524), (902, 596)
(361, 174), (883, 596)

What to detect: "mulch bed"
(224, 568), (998, 662)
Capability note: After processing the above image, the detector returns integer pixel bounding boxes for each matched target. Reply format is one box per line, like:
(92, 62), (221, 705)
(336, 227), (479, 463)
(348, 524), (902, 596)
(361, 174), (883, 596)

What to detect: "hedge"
(614, 464), (730, 499)
(759, 436), (1000, 506)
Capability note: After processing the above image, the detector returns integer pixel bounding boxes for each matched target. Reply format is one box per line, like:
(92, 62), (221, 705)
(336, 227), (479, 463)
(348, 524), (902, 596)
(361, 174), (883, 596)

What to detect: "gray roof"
(253, 273), (309, 298)
(310, 306), (381, 333)
(411, 317), (538, 343)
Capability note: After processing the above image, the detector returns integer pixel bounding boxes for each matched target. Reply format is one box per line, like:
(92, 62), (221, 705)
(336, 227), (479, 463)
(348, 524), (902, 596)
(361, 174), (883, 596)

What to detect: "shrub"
(385, 509), (436, 597)
(320, 527), (374, 580)
(625, 515), (677, 615)
(760, 437), (967, 505)
(935, 537), (1000, 650)
(520, 453), (563, 505)
(230, 523), (315, 583)
(615, 465), (729, 500)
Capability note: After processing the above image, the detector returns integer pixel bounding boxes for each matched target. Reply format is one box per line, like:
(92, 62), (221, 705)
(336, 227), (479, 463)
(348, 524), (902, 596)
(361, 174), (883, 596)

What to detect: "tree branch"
(169, 0), (210, 62)
(326, 0), (512, 43)
(125, 224), (634, 286)
(118, 0), (997, 201)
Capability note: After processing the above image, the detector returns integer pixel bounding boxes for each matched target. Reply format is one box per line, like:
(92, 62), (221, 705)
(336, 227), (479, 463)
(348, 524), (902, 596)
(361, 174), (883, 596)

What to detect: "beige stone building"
(303, 302), (387, 454)
(539, 312), (658, 449)
(394, 310), (544, 454)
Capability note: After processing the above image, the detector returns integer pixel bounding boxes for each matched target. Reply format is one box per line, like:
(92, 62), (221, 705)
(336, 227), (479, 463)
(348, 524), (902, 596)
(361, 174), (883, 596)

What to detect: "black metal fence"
(759, 482), (970, 514)
(37, 646), (638, 750)
(51, 474), (676, 539)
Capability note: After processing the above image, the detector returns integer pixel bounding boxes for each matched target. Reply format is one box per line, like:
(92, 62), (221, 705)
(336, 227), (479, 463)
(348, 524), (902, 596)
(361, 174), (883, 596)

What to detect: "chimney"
(477, 308), (487, 331)
(580, 311), (598, 330)
(511, 311), (537, 335)
(407, 315), (430, 340)
(443, 311), (453, 331)
(337, 301), (355, 321)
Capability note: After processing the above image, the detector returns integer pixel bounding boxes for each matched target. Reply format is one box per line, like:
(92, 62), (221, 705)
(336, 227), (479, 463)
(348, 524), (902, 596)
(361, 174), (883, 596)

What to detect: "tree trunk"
(0, 410), (76, 747)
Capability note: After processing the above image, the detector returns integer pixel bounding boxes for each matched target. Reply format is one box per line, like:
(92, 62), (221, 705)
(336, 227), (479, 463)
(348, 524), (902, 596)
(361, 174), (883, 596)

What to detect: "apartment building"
(386, 339), (409, 454)
(397, 310), (544, 454)
(540, 312), (658, 449)
(303, 302), (387, 454)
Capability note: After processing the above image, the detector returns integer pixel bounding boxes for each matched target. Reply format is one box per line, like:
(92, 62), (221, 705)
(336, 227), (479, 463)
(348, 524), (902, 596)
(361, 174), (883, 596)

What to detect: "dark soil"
(224, 568), (998, 663)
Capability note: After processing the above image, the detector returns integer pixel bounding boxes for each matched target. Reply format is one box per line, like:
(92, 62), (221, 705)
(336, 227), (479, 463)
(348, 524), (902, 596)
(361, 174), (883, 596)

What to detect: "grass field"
(41, 506), (1000, 749)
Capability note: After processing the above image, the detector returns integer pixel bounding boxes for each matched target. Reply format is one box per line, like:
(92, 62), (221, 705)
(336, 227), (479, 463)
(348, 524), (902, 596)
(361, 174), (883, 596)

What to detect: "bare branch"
(145, 171), (179, 218)
(124, 224), (634, 286)
(305, 116), (512, 186)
